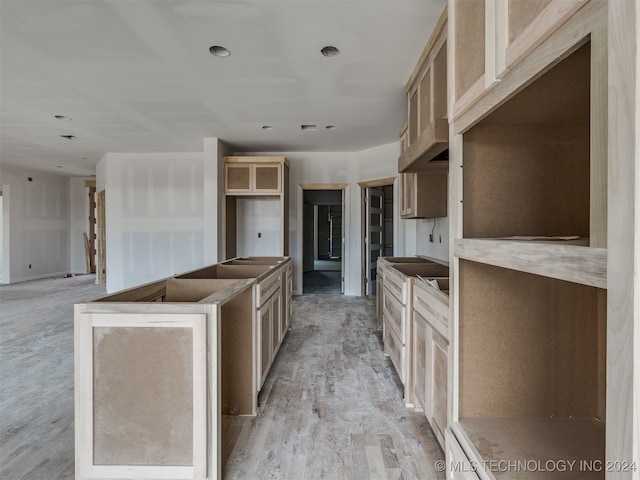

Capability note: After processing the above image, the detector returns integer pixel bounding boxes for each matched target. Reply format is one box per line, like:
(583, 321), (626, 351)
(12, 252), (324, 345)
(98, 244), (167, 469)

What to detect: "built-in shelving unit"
(446, 0), (626, 477)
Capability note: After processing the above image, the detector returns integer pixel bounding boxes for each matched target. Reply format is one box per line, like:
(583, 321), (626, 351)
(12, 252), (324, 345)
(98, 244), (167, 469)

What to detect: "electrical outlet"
(258, 232), (261, 238)
(439, 235), (442, 243)
(429, 234), (434, 243)
(28, 264), (32, 268)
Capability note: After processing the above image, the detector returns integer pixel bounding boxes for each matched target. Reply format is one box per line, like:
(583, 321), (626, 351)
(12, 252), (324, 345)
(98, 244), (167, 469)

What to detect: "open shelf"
(453, 417), (605, 480)
(462, 42), (592, 242)
(457, 259), (606, 478)
(454, 238), (606, 289)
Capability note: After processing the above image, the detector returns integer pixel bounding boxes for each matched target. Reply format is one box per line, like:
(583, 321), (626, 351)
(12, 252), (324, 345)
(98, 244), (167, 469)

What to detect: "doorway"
(359, 177), (396, 295)
(300, 186), (346, 294)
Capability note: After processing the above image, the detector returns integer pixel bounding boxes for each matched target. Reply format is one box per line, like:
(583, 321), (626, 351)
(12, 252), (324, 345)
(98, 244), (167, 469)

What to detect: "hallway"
(0, 277), (444, 479)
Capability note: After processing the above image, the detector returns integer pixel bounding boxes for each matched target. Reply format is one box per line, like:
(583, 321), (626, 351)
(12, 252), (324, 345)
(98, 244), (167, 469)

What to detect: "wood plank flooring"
(223, 294), (445, 480)
(0, 277), (445, 479)
(0, 275), (106, 480)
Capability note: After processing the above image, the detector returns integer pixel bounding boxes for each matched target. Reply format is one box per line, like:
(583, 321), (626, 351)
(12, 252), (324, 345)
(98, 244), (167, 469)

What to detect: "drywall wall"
(0, 168), (70, 283)
(246, 141), (405, 295)
(98, 152), (205, 293)
(69, 177), (92, 274)
(415, 215), (449, 261)
(235, 197), (282, 256)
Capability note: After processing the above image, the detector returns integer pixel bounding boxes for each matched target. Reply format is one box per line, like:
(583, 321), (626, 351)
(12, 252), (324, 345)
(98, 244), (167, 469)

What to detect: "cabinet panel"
(504, 0), (587, 73)
(226, 164), (253, 193)
(419, 69), (431, 131)
(430, 329), (448, 446)
(258, 304), (272, 388)
(382, 288), (405, 343)
(384, 325), (405, 384)
(453, 0), (486, 104)
(400, 171), (448, 219)
(413, 312), (428, 412)
(254, 164), (281, 193)
(271, 293), (281, 354)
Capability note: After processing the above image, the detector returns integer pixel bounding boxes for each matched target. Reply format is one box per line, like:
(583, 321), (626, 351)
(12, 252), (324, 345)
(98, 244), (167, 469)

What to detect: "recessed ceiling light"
(56, 165), (63, 168)
(262, 125), (273, 130)
(321, 46), (340, 57)
(325, 125), (336, 130)
(301, 124), (317, 131)
(209, 45), (230, 57)
(54, 115), (71, 121)
(59, 135), (76, 140)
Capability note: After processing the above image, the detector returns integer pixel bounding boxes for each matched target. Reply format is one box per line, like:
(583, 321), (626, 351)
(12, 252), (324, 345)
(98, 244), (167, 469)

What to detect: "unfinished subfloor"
(0, 277), (445, 480)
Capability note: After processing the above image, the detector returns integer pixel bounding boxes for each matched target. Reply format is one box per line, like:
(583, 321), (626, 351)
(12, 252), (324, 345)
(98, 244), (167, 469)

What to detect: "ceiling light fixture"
(54, 115), (71, 121)
(301, 124), (317, 131)
(320, 46), (340, 57)
(59, 135), (76, 140)
(209, 45), (230, 57)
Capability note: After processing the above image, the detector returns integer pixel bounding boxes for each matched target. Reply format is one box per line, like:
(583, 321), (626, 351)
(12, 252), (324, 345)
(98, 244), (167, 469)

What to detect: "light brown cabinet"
(399, 8), (449, 173)
(413, 277), (449, 449)
(447, 0), (623, 476)
(223, 156), (289, 259)
(225, 161), (282, 194)
(397, 9), (449, 220)
(400, 170), (448, 219)
(450, 0), (590, 119)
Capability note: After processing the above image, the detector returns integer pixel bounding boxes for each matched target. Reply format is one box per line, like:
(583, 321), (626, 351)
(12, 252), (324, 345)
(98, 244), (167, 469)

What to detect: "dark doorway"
(302, 190), (343, 294)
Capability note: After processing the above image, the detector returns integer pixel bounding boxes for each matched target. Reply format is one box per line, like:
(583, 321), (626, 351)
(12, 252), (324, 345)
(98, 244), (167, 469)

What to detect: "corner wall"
(99, 152), (205, 293)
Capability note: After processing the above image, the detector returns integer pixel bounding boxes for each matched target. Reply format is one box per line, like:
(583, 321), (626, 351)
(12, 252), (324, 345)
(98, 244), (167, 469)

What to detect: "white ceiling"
(0, 0), (446, 177)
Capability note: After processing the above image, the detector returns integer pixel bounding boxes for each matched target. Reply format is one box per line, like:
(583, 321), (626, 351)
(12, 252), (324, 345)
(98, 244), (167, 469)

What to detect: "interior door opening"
(360, 178), (395, 296)
(302, 189), (344, 294)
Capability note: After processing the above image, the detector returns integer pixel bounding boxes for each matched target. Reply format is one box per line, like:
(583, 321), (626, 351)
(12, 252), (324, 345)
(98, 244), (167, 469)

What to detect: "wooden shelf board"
(454, 238), (606, 289)
(398, 119), (449, 172)
(454, 417), (605, 480)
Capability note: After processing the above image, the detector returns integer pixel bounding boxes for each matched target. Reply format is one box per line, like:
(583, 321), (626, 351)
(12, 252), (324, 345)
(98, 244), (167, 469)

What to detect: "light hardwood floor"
(0, 277), (445, 479)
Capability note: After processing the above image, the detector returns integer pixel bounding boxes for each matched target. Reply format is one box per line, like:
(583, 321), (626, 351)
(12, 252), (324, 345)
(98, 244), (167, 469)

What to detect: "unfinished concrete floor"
(0, 277), (444, 479)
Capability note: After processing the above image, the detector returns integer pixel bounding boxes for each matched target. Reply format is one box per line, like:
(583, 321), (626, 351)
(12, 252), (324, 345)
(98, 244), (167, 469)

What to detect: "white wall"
(236, 197), (282, 256)
(246, 141), (403, 295)
(99, 152), (205, 293)
(0, 168), (70, 283)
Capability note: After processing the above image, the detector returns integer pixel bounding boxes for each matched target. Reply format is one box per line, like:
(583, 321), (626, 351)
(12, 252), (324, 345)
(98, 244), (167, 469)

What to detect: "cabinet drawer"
(445, 429), (480, 480)
(413, 312), (428, 412)
(383, 268), (406, 304)
(413, 281), (449, 340)
(383, 287), (405, 343)
(257, 271), (280, 307)
(384, 325), (405, 384)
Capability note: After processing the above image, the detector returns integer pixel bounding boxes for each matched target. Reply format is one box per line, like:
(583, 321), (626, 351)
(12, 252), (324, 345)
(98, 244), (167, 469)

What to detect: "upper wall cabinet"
(398, 8), (448, 173)
(450, 0), (589, 120)
(224, 157), (283, 194)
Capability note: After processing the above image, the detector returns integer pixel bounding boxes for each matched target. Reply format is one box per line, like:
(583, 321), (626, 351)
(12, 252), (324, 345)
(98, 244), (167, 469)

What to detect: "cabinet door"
(258, 302), (272, 389)
(254, 164), (281, 193)
(271, 292), (282, 355)
(451, 0), (488, 117)
(376, 277), (384, 330)
(225, 163), (253, 193)
(413, 312), (428, 412)
(382, 287), (405, 343)
(499, 0), (587, 76)
(400, 173), (414, 218)
(429, 328), (448, 447)
(384, 324), (405, 384)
